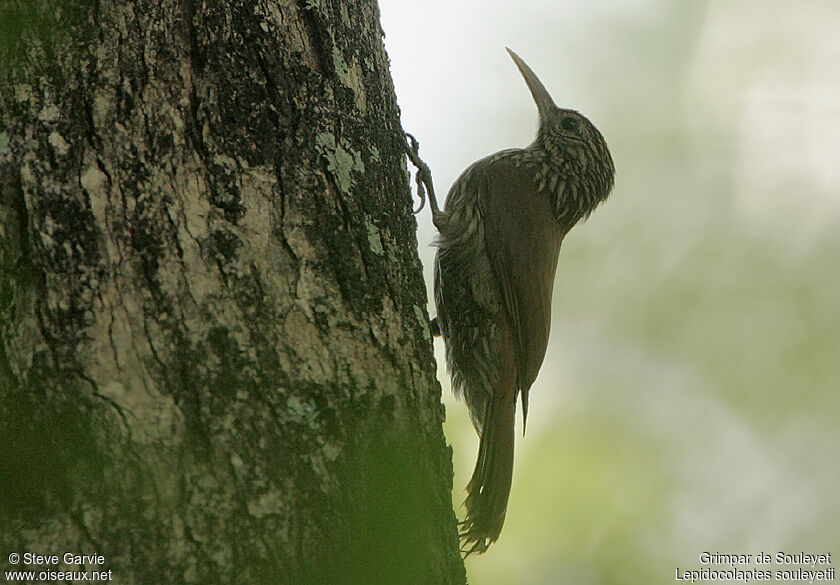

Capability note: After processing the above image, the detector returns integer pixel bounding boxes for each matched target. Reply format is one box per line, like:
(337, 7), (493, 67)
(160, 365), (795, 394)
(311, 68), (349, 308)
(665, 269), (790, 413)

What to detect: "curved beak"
(506, 48), (556, 122)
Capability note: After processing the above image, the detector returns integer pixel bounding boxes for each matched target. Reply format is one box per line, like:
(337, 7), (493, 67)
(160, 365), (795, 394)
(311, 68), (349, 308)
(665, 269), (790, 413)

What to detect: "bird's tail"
(460, 387), (516, 555)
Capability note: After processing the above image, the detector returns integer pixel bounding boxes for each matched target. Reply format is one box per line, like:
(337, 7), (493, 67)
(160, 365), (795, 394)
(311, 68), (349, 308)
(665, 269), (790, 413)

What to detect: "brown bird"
(431, 48), (615, 554)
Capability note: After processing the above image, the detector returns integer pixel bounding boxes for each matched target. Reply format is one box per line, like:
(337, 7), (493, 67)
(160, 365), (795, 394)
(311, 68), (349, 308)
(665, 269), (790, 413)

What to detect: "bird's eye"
(560, 117), (578, 132)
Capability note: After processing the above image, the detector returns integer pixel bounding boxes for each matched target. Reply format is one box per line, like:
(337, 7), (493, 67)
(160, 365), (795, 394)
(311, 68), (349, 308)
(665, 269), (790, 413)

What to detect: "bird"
(430, 48), (615, 554)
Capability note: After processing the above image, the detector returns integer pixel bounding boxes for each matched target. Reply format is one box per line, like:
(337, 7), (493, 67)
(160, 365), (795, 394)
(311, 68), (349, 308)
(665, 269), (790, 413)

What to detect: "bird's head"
(506, 48), (615, 199)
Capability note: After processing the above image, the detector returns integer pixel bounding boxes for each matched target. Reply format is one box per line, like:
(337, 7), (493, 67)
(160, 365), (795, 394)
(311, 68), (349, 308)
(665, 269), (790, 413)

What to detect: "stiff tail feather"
(459, 389), (516, 555)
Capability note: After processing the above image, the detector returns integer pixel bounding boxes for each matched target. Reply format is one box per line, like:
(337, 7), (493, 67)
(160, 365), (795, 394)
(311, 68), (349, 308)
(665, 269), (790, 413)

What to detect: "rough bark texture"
(0, 1), (465, 583)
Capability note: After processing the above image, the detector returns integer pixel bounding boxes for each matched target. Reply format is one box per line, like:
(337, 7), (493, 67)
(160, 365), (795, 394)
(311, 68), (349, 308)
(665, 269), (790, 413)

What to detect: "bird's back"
(435, 149), (565, 430)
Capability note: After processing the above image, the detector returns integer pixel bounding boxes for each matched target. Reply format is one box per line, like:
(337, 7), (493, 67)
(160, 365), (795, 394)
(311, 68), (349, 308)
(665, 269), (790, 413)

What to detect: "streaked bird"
(432, 48), (615, 554)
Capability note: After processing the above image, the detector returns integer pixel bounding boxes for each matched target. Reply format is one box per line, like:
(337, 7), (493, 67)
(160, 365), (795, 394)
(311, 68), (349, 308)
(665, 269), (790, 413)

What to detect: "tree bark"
(0, 1), (465, 583)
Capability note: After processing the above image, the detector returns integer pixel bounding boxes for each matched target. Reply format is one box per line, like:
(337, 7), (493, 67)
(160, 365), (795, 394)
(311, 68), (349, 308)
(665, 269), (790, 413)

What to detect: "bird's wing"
(478, 155), (565, 427)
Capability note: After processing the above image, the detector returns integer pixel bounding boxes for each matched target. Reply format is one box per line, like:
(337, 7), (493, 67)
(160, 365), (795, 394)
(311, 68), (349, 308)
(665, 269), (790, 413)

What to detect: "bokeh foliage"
(382, 0), (840, 582)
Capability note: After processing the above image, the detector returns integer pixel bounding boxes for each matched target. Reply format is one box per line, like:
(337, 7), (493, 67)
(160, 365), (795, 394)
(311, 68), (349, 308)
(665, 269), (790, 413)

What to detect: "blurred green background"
(380, 0), (839, 583)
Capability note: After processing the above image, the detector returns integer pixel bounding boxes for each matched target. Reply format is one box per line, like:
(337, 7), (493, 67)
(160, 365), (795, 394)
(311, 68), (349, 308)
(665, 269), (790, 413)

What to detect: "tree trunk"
(0, 1), (465, 583)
